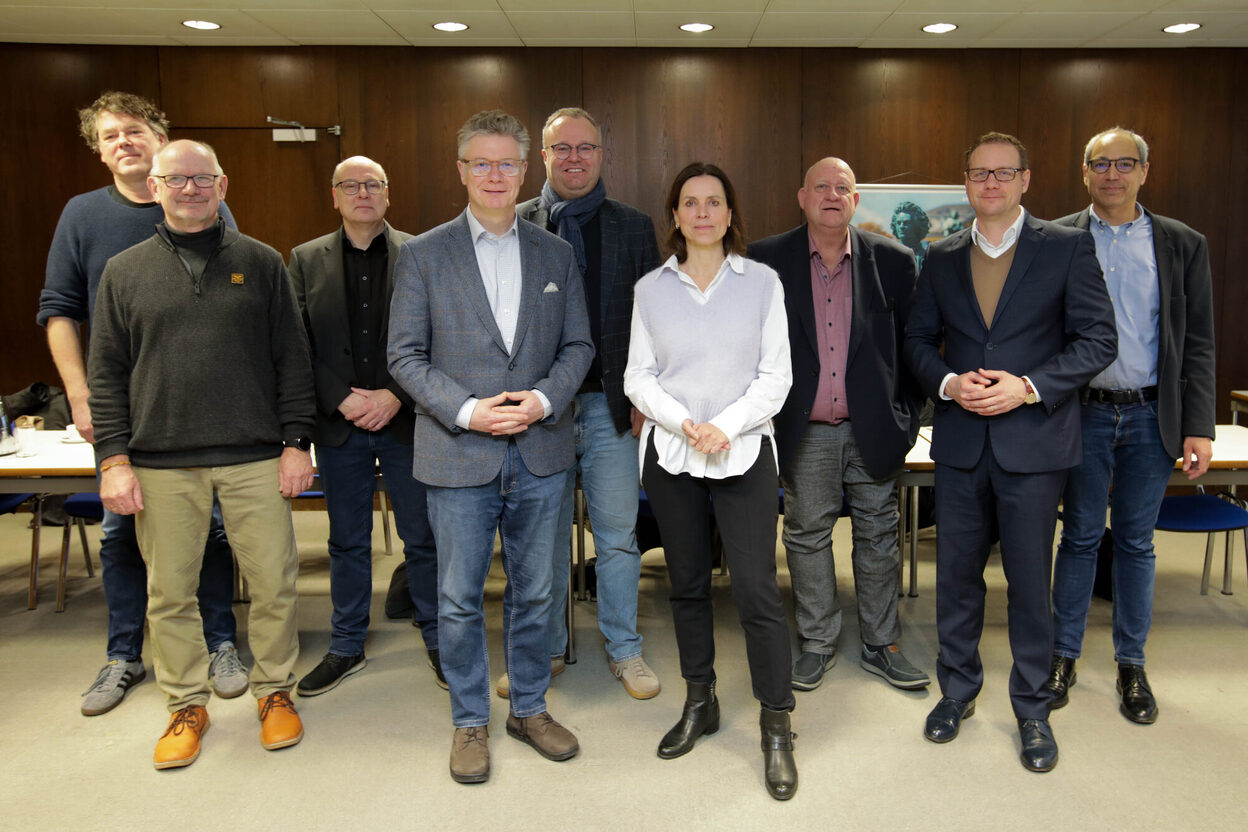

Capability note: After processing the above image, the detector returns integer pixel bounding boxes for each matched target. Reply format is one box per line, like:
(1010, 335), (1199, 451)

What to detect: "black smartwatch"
(283, 437), (312, 452)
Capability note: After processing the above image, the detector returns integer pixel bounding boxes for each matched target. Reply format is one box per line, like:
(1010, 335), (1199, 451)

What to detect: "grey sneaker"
(81, 659), (146, 716)
(791, 650), (837, 691)
(860, 644), (931, 690)
(209, 641), (249, 699)
(608, 655), (661, 699)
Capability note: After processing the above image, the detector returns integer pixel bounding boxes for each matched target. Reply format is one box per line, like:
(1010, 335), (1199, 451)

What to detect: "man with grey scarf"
(508, 107), (663, 701)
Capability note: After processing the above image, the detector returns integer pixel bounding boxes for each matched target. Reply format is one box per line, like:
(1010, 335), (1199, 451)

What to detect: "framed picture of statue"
(851, 184), (974, 272)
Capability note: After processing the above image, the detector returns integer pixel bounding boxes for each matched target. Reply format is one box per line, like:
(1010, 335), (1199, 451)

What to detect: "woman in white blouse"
(624, 162), (796, 800)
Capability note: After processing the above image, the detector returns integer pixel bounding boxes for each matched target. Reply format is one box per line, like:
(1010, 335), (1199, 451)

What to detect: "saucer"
(61, 436), (88, 445)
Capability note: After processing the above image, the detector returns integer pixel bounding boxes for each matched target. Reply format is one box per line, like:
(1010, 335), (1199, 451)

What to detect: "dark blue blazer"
(903, 214), (1117, 474)
(748, 225), (920, 480)
(1055, 207), (1215, 459)
(518, 196), (661, 434)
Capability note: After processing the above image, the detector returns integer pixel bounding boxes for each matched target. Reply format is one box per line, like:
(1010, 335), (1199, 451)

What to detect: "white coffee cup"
(65, 424), (82, 442)
(15, 425), (38, 457)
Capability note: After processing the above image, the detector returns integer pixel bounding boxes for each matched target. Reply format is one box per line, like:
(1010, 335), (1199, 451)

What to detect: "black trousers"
(933, 451), (1066, 719)
(643, 435), (794, 711)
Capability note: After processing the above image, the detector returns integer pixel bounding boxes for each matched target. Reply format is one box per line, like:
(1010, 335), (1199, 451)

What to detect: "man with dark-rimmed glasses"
(1048, 127), (1215, 727)
(905, 131), (1116, 772)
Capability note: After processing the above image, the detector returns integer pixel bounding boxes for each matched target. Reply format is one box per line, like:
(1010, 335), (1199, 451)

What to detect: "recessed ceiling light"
(680, 22), (714, 34)
(433, 22), (469, 32)
(181, 20), (220, 31)
(922, 22), (957, 34)
(1162, 22), (1201, 34)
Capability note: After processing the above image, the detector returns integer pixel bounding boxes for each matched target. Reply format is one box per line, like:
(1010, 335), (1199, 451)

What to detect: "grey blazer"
(1054, 207), (1216, 459)
(289, 221), (415, 447)
(387, 210), (594, 487)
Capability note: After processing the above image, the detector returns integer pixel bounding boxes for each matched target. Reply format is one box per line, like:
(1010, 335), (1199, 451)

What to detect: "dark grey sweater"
(88, 223), (315, 469)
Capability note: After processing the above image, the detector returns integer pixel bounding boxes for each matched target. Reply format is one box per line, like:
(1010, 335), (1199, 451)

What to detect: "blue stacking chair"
(3, 492), (47, 610)
(57, 493), (100, 611)
(1154, 489), (1248, 596)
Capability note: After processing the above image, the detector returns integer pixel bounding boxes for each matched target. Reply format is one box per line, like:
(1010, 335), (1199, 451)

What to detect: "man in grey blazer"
(509, 107), (663, 702)
(289, 156), (442, 698)
(1048, 127), (1215, 726)
(388, 110), (594, 784)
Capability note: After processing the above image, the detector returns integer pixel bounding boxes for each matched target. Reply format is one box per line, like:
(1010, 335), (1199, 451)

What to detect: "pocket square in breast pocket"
(543, 282), (560, 293)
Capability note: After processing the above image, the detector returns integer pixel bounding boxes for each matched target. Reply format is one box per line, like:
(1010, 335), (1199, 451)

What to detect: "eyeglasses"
(334, 179), (386, 195)
(1087, 157), (1141, 174)
(546, 143), (601, 160)
(811, 182), (853, 196)
(965, 167), (1023, 183)
(459, 158), (524, 178)
(153, 174), (220, 189)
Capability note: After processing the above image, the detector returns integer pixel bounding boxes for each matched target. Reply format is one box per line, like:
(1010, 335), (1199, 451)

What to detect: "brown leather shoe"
(506, 711), (579, 761)
(258, 690), (304, 750)
(450, 726), (490, 784)
(154, 705), (209, 770)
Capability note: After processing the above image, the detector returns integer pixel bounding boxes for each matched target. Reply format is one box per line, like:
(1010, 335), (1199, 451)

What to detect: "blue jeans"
(316, 427), (439, 656)
(426, 442), (564, 727)
(99, 499), (236, 661)
(1052, 400), (1175, 665)
(547, 393), (642, 662)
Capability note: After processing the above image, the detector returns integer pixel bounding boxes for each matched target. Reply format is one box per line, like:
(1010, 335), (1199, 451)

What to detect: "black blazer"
(904, 214), (1118, 474)
(517, 196), (661, 434)
(1055, 207), (1216, 459)
(748, 225), (921, 480)
(289, 222), (416, 447)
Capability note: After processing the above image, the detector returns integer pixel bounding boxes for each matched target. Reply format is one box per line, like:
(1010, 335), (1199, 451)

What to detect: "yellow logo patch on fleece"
(231, 273), (245, 284)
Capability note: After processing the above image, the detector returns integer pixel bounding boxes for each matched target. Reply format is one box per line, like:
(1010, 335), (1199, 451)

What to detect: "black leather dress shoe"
(1046, 656), (1077, 709)
(1018, 718), (1058, 772)
(1117, 664), (1158, 724)
(924, 697), (975, 743)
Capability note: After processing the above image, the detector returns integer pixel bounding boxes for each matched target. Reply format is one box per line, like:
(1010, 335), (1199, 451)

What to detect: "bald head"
(331, 155), (390, 229)
(799, 156), (860, 241)
(333, 155), (387, 185)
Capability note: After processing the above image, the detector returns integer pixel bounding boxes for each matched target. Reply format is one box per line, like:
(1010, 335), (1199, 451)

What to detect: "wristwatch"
(1023, 379), (1038, 406)
(283, 437), (312, 452)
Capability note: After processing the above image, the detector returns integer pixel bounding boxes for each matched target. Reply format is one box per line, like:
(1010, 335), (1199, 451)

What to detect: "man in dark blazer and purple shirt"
(748, 157), (928, 695)
(904, 132), (1117, 773)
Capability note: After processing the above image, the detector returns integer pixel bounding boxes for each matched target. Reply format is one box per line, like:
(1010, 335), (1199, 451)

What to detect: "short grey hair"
(456, 110), (530, 159)
(150, 139), (223, 175)
(1084, 127), (1149, 165)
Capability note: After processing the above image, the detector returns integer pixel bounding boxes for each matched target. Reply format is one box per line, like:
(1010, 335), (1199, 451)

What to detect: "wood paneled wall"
(2, 43), (1243, 419)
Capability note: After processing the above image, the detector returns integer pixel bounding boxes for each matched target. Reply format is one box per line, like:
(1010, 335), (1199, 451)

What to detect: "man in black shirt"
(289, 156), (442, 696)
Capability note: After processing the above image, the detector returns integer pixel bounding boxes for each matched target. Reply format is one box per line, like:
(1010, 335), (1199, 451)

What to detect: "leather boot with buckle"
(760, 706), (798, 800)
(657, 680), (719, 759)
(1046, 656), (1077, 709)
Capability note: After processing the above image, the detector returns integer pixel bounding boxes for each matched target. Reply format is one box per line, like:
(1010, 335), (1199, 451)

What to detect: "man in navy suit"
(904, 132), (1117, 772)
(1048, 127), (1215, 726)
(748, 157), (927, 693)
(511, 107), (663, 702)
(388, 110), (593, 784)
(290, 156), (443, 697)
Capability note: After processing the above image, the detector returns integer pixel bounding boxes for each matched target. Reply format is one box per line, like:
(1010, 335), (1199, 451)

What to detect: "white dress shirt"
(624, 253), (792, 479)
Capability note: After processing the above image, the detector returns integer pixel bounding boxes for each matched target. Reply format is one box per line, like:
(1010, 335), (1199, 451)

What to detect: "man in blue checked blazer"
(387, 110), (593, 785)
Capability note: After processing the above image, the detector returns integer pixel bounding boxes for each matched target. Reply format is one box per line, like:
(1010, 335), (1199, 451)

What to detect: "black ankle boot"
(760, 706), (797, 800)
(657, 680), (719, 759)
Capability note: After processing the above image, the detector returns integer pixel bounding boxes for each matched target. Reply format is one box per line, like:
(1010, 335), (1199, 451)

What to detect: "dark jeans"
(642, 436), (794, 712)
(316, 427), (439, 655)
(99, 499), (236, 661)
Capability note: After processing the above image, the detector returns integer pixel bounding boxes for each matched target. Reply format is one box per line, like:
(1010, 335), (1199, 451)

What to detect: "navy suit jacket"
(517, 196), (661, 433)
(1055, 207), (1215, 459)
(386, 210), (594, 488)
(748, 225), (920, 480)
(904, 213), (1118, 474)
(289, 221), (415, 447)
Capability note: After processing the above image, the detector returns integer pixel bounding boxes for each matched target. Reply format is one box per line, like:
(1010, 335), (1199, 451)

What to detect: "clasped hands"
(470, 390), (545, 436)
(338, 387), (402, 431)
(681, 418), (730, 455)
(949, 368), (1028, 416)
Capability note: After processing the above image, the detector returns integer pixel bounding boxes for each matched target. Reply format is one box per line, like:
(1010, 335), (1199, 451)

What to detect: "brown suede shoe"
(258, 690), (303, 750)
(450, 726), (490, 784)
(154, 705), (209, 770)
(506, 711), (579, 761)
(495, 656), (565, 699)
